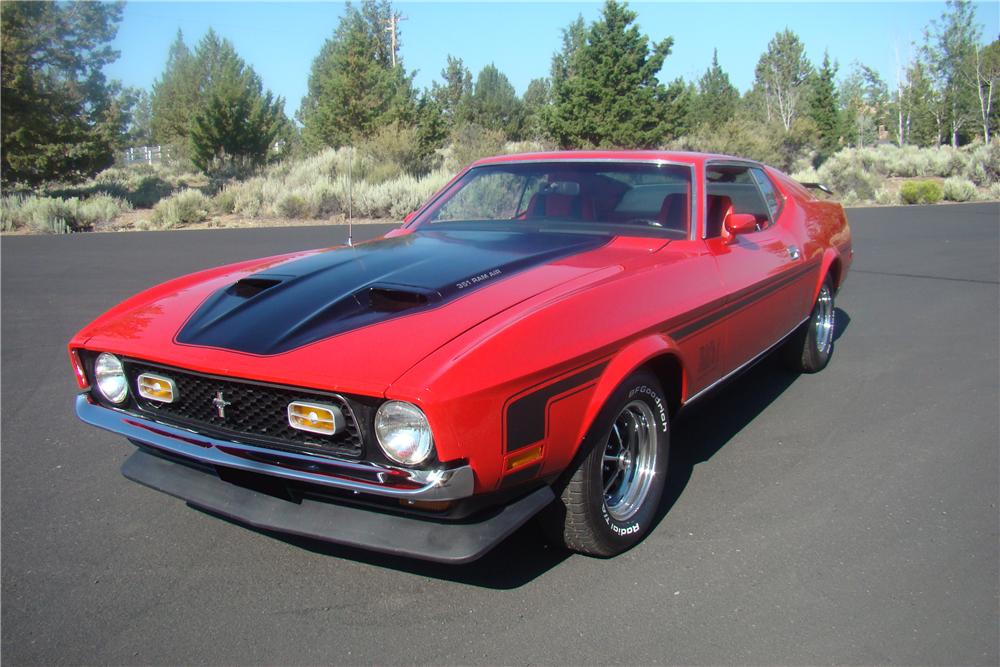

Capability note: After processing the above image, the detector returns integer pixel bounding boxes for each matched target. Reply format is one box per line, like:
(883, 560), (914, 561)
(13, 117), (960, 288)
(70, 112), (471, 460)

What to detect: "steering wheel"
(625, 218), (663, 228)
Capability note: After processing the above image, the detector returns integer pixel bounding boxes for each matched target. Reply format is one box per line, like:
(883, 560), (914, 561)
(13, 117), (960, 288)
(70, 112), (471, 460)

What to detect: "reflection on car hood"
(175, 229), (611, 356)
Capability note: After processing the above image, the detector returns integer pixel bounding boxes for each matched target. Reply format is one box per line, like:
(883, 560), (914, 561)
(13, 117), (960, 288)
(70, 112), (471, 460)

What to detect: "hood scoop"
(175, 229), (609, 356)
(365, 285), (442, 314)
(226, 275), (289, 299)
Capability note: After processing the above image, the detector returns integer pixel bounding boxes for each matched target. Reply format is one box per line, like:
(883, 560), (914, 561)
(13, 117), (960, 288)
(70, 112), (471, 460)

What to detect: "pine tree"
(460, 64), (525, 139)
(522, 78), (551, 140)
(546, 0), (675, 149)
(695, 49), (740, 130)
(415, 92), (448, 153)
(904, 61), (941, 147)
(149, 29), (200, 145)
(809, 52), (840, 159)
(1, 1), (131, 185)
(188, 47), (284, 172)
(297, 1), (415, 150)
(431, 55), (472, 126)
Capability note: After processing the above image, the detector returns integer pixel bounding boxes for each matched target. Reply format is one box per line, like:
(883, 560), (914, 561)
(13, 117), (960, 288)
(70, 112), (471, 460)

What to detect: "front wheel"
(541, 369), (669, 557)
(784, 275), (836, 373)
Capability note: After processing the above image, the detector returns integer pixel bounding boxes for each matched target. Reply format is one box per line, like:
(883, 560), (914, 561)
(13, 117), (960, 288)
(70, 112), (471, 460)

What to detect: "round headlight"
(94, 353), (128, 404)
(375, 401), (435, 466)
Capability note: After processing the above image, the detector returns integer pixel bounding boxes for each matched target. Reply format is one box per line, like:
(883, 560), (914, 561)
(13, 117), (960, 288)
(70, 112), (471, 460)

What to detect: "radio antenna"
(347, 147), (354, 247)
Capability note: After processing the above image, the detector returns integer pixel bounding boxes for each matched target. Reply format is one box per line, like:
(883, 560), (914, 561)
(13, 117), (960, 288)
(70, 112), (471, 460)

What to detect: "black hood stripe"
(175, 230), (610, 356)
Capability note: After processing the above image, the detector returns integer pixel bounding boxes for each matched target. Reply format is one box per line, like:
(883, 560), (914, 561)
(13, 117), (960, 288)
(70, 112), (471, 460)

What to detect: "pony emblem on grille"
(212, 391), (232, 418)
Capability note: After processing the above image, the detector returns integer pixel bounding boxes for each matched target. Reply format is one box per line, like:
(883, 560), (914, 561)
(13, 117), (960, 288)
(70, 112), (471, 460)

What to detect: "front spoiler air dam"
(75, 394), (474, 501)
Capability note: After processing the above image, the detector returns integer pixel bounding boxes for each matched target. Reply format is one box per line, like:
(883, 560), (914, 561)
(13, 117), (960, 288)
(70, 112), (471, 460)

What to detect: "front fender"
(572, 334), (688, 450)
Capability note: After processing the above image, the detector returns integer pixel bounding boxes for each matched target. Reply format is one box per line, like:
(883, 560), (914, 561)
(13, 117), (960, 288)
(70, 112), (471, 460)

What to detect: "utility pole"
(360, 0), (407, 67)
(388, 11), (408, 68)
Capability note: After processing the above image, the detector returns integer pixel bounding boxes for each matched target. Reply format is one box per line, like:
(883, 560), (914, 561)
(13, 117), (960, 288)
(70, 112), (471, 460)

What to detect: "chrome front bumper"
(75, 394), (475, 501)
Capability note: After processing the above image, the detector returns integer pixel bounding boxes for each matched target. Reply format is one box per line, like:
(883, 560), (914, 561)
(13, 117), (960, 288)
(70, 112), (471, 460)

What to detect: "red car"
(69, 151), (852, 563)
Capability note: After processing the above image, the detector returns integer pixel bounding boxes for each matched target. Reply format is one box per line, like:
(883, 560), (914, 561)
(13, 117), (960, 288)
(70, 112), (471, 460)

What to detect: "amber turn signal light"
(137, 373), (177, 403)
(287, 401), (345, 435)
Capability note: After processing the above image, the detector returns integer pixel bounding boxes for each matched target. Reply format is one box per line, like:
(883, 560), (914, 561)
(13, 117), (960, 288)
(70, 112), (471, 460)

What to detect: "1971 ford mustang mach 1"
(70, 151), (852, 563)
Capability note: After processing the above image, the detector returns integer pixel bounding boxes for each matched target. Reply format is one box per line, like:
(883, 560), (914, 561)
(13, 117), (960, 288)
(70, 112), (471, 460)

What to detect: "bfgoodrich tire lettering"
(542, 369), (669, 557)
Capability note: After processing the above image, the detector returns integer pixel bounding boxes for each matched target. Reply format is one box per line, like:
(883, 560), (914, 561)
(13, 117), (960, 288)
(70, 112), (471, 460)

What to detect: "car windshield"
(411, 161), (693, 238)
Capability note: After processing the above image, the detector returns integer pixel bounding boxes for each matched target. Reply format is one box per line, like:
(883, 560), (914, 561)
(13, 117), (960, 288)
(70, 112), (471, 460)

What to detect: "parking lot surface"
(2, 204), (998, 665)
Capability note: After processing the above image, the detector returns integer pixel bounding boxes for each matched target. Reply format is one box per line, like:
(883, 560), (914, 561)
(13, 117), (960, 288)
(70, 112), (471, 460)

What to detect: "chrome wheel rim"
(602, 400), (658, 522)
(814, 283), (835, 355)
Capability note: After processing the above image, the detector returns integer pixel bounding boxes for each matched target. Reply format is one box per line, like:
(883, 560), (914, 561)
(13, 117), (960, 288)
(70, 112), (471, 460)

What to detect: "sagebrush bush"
(445, 124), (509, 173)
(817, 156), (878, 201)
(46, 164), (175, 208)
(874, 187), (896, 205)
(0, 193), (131, 232)
(205, 152), (260, 194)
(150, 189), (210, 228)
(273, 193), (309, 218)
(943, 177), (977, 202)
(357, 122), (438, 181)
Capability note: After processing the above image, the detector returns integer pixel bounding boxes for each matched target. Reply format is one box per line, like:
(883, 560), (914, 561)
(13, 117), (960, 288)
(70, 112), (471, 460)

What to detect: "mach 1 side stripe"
(666, 258), (820, 342)
(504, 358), (611, 454)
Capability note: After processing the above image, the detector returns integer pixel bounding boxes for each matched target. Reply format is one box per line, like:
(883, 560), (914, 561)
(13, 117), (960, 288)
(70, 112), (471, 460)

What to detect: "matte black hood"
(175, 229), (609, 356)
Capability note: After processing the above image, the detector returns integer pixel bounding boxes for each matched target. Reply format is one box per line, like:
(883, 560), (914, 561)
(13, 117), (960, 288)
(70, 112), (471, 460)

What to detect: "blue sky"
(104, 1), (1000, 120)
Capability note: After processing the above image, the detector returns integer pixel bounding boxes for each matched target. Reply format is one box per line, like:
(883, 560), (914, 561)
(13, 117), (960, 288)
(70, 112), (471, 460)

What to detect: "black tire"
(540, 369), (669, 557)
(784, 275), (836, 373)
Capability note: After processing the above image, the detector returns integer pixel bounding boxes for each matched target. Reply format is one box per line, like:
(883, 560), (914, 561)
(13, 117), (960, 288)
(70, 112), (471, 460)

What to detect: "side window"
(704, 165), (772, 238)
(750, 168), (783, 222)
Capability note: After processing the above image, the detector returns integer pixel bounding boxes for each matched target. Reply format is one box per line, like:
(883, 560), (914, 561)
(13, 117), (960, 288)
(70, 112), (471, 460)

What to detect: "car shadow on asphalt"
(217, 307), (853, 588)
(220, 512), (572, 589)
(652, 306), (851, 531)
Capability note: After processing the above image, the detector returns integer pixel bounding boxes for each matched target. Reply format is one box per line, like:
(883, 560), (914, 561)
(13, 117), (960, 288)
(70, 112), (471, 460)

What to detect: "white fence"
(122, 145), (171, 166)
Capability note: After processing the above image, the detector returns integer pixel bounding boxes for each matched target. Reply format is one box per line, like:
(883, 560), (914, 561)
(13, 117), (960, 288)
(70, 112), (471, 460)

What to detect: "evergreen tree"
(695, 49), (739, 130)
(461, 64), (525, 139)
(753, 29), (813, 131)
(522, 77), (551, 140)
(904, 60), (943, 147)
(188, 46), (284, 172)
(546, 1), (676, 149)
(431, 55), (472, 126)
(149, 30), (200, 145)
(297, 1), (415, 150)
(415, 92), (448, 153)
(809, 52), (840, 159)
(550, 14), (587, 88)
(1, 1), (131, 185)
(128, 89), (154, 147)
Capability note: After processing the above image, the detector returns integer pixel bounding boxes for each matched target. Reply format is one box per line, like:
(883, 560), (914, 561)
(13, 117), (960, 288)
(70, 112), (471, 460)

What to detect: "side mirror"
(403, 211), (416, 224)
(724, 213), (759, 241)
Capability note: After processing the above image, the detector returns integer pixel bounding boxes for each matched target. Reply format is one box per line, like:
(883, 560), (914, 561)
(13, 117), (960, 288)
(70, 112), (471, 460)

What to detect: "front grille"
(124, 361), (363, 457)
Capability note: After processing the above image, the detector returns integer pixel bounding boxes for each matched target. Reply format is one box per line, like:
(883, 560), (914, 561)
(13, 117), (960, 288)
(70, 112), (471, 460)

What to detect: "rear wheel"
(541, 369), (669, 557)
(785, 275), (836, 373)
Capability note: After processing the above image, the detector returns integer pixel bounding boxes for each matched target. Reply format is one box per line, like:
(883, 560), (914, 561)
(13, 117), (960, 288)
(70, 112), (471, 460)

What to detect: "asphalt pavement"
(2, 205), (998, 665)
